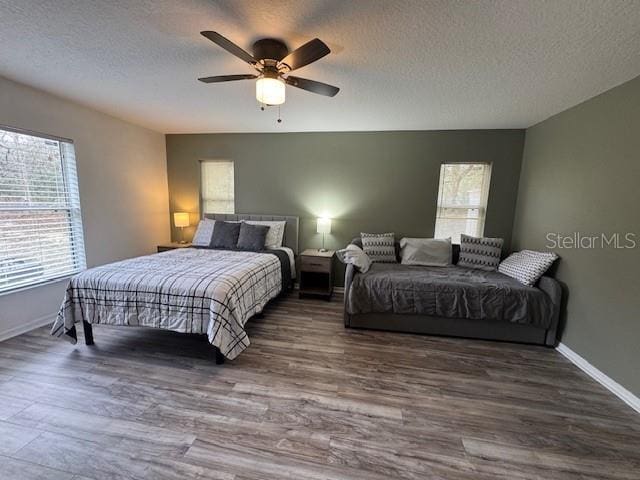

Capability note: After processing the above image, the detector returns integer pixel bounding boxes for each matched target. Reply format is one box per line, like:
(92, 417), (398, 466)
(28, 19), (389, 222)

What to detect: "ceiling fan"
(197, 31), (340, 109)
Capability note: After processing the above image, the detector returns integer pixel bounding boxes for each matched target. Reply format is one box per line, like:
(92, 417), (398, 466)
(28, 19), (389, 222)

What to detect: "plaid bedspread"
(50, 248), (282, 359)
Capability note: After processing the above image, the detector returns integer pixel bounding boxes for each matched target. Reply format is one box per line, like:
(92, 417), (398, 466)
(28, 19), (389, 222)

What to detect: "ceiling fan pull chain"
(277, 105), (282, 123)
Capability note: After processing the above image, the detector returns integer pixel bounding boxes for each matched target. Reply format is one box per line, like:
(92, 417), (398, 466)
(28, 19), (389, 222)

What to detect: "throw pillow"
(209, 221), (241, 249)
(192, 219), (215, 246)
(400, 237), (452, 267)
(458, 234), (504, 271)
(236, 222), (269, 251)
(361, 232), (397, 263)
(336, 244), (372, 273)
(498, 250), (559, 286)
(244, 220), (286, 249)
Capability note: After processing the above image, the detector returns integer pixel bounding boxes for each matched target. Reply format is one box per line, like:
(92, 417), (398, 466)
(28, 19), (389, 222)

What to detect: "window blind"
(200, 160), (235, 214)
(434, 163), (492, 244)
(0, 127), (86, 293)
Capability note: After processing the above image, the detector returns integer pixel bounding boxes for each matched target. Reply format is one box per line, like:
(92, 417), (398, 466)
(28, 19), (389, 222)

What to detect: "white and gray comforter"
(50, 248), (283, 359)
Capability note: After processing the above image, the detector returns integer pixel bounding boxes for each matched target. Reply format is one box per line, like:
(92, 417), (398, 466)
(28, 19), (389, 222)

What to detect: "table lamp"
(316, 217), (332, 252)
(174, 212), (190, 243)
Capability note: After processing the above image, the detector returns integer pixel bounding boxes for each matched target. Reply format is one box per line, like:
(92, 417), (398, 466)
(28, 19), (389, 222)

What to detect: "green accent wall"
(512, 75), (640, 396)
(166, 130), (525, 284)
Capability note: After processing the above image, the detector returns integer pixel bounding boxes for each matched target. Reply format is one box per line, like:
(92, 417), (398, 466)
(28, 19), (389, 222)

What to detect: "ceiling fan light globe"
(256, 77), (285, 105)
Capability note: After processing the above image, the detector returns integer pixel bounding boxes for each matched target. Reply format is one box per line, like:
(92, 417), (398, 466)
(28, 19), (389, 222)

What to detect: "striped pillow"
(361, 232), (397, 263)
(458, 234), (504, 271)
(498, 250), (558, 286)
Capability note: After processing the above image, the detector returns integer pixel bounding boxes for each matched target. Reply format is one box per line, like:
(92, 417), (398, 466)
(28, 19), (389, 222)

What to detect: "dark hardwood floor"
(0, 292), (639, 479)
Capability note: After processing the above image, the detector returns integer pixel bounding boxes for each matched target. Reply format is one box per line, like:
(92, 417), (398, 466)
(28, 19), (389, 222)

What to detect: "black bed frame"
(81, 319), (227, 364)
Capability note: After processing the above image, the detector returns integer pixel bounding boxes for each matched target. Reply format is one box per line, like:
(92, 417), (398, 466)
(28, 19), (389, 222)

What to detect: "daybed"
(343, 239), (562, 347)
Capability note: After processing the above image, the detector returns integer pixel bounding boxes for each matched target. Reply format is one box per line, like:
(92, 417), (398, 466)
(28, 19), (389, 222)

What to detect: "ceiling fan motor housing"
(252, 38), (289, 62)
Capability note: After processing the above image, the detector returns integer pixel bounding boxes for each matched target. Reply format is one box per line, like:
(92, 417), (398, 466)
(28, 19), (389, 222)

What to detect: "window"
(200, 160), (234, 214)
(0, 126), (86, 294)
(434, 163), (492, 244)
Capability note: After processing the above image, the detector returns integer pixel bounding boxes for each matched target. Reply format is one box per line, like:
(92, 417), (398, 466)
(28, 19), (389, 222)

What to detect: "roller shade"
(0, 127), (86, 293)
(200, 160), (234, 214)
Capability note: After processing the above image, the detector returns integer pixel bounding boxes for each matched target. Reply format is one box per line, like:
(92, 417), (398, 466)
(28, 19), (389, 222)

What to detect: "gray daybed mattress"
(346, 263), (554, 329)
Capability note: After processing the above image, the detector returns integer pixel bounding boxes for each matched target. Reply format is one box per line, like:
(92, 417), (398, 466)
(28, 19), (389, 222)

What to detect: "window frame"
(198, 159), (235, 215)
(0, 124), (86, 296)
(433, 161), (493, 244)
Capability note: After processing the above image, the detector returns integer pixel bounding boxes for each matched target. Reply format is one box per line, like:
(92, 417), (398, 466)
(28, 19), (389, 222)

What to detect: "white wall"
(0, 76), (170, 340)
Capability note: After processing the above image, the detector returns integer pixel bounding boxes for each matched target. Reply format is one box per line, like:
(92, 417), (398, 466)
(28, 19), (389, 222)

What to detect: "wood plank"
(0, 421), (42, 455)
(0, 455), (76, 480)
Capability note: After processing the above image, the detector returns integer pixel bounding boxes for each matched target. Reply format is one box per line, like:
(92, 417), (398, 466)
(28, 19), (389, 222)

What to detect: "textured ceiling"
(1, 0), (639, 133)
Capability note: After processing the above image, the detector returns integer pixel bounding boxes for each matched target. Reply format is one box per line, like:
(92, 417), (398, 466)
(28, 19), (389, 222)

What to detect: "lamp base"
(179, 240), (187, 244)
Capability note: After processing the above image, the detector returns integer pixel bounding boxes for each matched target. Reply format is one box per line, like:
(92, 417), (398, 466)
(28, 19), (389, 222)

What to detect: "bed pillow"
(457, 234), (504, 271)
(360, 232), (397, 263)
(336, 244), (372, 273)
(192, 219), (215, 246)
(498, 250), (559, 286)
(400, 237), (452, 267)
(236, 223), (269, 251)
(209, 221), (241, 249)
(244, 220), (286, 248)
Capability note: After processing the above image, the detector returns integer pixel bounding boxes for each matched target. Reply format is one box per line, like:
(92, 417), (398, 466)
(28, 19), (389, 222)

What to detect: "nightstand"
(157, 242), (192, 253)
(299, 249), (335, 300)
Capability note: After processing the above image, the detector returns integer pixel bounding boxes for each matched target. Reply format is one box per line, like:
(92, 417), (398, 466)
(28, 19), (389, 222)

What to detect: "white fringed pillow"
(336, 244), (372, 273)
(192, 219), (215, 246)
(498, 250), (558, 286)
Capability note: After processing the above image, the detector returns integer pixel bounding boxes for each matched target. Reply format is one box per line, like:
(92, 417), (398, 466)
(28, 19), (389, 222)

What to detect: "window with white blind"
(434, 163), (492, 244)
(200, 160), (234, 214)
(0, 126), (86, 294)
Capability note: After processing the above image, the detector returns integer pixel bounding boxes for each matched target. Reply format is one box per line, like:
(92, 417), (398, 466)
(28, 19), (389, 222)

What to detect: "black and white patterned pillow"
(498, 250), (559, 286)
(361, 232), (397, 263)
(458, 234), (504, 271)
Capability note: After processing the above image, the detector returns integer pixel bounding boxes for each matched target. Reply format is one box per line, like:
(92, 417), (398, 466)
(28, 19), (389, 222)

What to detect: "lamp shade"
(256, 77), (285, 105)
(316, 217), (332, 234)
(173, 212), (190, 228)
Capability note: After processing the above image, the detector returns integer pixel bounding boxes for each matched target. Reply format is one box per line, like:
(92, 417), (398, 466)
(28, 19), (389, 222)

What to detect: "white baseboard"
(556, 343), (640, 414)
(0, 313), (55, 343)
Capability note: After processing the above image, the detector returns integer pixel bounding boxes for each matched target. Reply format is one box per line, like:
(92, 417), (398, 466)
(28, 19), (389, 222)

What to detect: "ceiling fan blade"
(280, 38), (330, 71)
(285, 76), (339, 97)
(200, 31), (256, 65)
(198, 74), (257, 83)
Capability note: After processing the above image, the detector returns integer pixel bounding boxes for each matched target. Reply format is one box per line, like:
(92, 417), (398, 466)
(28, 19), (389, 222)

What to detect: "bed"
(344, 238), (562, 346)
(50, 214), (299, 362)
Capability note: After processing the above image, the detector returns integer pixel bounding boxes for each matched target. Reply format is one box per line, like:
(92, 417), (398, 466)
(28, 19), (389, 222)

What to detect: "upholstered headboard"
(204, 213), (300, 255)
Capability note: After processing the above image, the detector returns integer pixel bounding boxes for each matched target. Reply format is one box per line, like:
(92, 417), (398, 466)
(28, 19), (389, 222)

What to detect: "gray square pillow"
(361, 232), (397, 263)
(209, 221), (241, 249)
(236, 222), (269, 251)
(458, 234), (504, 271)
